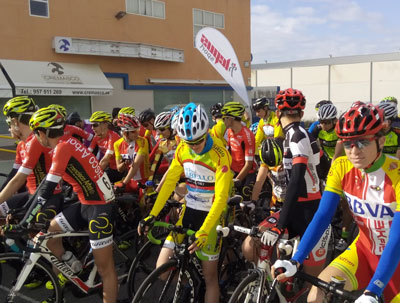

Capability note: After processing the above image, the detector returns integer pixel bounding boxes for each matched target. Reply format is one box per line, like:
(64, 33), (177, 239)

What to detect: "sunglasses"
(185, 136), (206, 146)
(157, 127), (169, 132)
(92, 123), (101, 128)
(142, 122), (153, 128)
(5, 118), (11, 127)
(342, 137), (377, 149)
(319, 119), (334, 124)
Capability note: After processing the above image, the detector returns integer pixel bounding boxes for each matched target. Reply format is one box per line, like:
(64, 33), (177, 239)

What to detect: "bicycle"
(219, 223), (359, 303)
(126, 199), (184, 299)
(131, 220), (209, 303)
(0, 221), (136, 303)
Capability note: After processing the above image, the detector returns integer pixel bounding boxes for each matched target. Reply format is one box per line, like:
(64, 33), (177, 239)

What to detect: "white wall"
(253, 59), (400, 120)
(372, 61), (400, 102)
(292, 66), (329, 119)
(92, 77), (154, 113)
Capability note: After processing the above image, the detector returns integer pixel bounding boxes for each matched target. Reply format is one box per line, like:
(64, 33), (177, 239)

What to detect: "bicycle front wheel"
(132, 259), (197, 303)
(229, 272), (267, 303)
(0, 252), (62, 303)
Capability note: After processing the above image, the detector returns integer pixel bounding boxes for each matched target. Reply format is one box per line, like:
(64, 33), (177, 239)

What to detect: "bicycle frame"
(9, 229), (127, 297)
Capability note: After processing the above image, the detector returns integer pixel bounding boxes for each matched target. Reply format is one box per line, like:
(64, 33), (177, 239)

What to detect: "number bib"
(97, 173), (115, 203)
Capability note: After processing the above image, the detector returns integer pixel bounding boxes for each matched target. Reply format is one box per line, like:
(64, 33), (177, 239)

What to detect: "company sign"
(195, 27), (250, 107)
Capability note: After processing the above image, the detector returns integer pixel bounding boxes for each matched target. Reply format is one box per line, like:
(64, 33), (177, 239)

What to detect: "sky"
(251, 0), (400, 64)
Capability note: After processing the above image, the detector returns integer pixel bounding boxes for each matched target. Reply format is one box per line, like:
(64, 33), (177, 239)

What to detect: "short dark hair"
(34, 127), (65, 138)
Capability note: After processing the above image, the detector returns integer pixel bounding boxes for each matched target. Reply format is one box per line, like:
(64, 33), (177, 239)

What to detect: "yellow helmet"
(29, 107), (65, 130)
(48, 104), (67, 117)
(118, 107), (136, 119)
(221, 101), (245, 118)
(3, 96), (36, 117)
(89, 111), (112, 123)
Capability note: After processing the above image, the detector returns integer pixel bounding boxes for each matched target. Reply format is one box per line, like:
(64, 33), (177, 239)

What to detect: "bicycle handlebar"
(295, 271), (359, 301)
(147, 221), (209, 261)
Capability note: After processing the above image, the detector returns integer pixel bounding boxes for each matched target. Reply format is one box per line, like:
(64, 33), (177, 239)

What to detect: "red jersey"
(226, 126), (256, 173)
(47, 136), (114, 205)
(88, 130), (120, 170)
(18, 134), (56, 194)
(64, 124), (93, 142)
(14, 141), (25, 170)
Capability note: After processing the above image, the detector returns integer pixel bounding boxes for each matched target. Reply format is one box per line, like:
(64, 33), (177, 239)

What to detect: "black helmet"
(66, 112), (82, 125)
(259, 138), (283, 167)
(139, 108), (156, 123)
(315, 100), (332, 111)
(252, 97), (270, 111)
(210, 103), (223, 118)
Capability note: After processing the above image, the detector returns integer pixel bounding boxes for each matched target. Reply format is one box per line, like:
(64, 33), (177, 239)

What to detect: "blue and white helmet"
(250, 122), (259, 135)
(176, 103), (209, 141)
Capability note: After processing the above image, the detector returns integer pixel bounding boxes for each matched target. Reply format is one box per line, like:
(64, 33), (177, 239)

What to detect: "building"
(252, 52), (400, 120)
(0, 0), (251, 133)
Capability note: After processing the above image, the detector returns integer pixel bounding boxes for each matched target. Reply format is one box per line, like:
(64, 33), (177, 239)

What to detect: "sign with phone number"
(15, 87), (112, 96)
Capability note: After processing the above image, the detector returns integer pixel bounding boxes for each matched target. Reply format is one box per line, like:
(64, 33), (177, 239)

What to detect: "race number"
(97, 173), (115, 202)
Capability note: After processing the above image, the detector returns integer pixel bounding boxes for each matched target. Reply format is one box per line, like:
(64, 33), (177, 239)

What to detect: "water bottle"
(62, 251), (82, 273)
(5, 239), (20, 253)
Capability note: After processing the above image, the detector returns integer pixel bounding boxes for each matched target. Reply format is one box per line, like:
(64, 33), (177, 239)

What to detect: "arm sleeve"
(254, 119), (264, 150)
(277, 162), (307, 230)
(20, 179), (59, 224)
(149, 146), (184, 218)
(0, 168), (18, 191)
(292, 191), (340, 263)
(366, 211), (400, 296)
(244, 129), (255, 161)
(200, 151), (232, 234)
(88, 136), (98, 152)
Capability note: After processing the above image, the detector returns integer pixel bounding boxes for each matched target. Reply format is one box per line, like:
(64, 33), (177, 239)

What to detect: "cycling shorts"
(163, 206), (223, 261)
(54, 202), (114, 249)
(330, 235), (400, 302)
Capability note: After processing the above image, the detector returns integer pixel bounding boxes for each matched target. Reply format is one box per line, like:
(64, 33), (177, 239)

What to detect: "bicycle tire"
(127, 237), (165, 299)
(0, 252), (62, 303)
(229, 271), (267, 303)
(132, 259), (197, 303)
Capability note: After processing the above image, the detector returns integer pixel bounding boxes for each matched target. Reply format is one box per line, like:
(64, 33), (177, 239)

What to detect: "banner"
(195, 27), (250, 107)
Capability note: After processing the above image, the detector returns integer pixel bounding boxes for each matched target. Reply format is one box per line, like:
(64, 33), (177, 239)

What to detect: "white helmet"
(154, 111), (173, 129)
(378, 101), (398, 121)
(176, 103), (209, 141)
(317, 104), (337, 120)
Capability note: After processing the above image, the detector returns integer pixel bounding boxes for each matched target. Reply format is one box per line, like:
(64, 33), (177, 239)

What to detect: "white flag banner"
(195, 27), (250, 107)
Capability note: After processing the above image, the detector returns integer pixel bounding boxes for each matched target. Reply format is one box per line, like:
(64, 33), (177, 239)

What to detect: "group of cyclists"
(0, 89), (399, 303)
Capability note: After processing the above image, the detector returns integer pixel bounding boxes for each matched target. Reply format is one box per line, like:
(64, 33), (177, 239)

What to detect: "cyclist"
(377, 101), (400, 159)
(254, 88), (329, 277)
(308, 100), (333, 134)
(310, 103), (340, 161)
(65, 111), (94, 147)
(8, 107), (118, 303)
(273, 103), (400, 303)
(88, 111), (123, 183)
(209, 102), (228, 146)
(250, 138), (286, 209)
(253, 97), (284, 150)
(139, 103), (232, 303)
(48, 104), (94, 145)
(222, 101), (256, 201)
(138, 108), (157, 152)
(113, 111), (149, 194)
(149, 111), (178, 178)
(0, 97), (63, 224)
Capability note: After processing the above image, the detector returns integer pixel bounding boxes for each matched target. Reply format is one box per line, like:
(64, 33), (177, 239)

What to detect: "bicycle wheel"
(0, 252), (62, 303)
(132, 259), (197, 303)
(219, 241), (251, 302)
(229, 272), (267, 303)
(127, 233), (167, 298)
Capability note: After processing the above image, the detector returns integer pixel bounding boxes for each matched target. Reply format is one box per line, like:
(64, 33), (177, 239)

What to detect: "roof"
(252, 52), (400, 70)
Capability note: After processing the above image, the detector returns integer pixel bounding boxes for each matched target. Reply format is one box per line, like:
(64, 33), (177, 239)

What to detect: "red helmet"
(118, 113), (140, 131)
(274, 88), (306, 112)
(336, 104), (384, 139)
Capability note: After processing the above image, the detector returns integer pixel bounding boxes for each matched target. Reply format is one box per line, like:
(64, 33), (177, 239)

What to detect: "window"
(193, 8), (224, 41)
(126, 0), (165, 19)
(29, 0), (49, 18)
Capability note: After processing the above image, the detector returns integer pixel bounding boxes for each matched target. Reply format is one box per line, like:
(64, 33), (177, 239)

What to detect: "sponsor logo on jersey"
(370, 185), (382, 191)
(346, 195), (395, 219)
